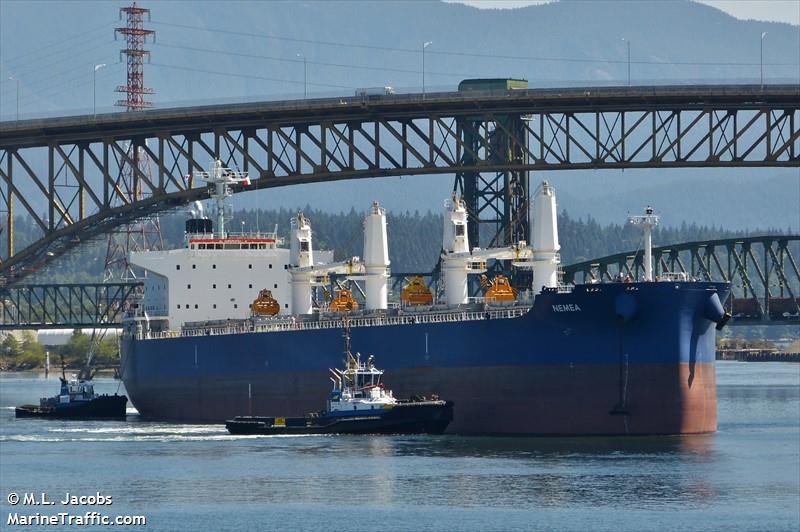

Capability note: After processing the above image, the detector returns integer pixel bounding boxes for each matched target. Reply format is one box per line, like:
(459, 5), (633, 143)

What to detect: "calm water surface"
(1, 362), (798, 531)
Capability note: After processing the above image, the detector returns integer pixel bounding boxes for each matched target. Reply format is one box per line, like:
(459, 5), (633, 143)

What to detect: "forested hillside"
(15, 207), (774, 284)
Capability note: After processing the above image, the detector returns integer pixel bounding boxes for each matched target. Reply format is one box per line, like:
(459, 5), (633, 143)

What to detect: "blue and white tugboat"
(15, 362), (127, 419)
(226, 322), (453, 435)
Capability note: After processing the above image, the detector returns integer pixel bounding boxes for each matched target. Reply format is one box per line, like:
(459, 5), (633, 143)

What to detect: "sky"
(450, 0), (800, 25)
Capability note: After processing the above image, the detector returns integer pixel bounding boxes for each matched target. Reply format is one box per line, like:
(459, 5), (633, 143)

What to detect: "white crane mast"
(362, 202), (390, 311)
(530, 181), (561, 290)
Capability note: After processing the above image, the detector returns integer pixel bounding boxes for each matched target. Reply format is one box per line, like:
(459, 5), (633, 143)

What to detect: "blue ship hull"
(121, 281), (729, 435)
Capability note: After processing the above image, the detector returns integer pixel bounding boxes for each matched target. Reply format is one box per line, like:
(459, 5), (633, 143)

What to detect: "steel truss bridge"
(0, 282), (141, 330)
(1, 84), (798, 284)
(563, 235), (800, 325)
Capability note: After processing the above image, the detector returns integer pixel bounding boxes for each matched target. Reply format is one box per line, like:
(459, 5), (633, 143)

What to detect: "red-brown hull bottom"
(127, 362), (716, 435)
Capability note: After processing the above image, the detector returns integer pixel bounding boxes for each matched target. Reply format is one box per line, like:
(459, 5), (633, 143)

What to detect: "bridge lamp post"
(8, 75), (19, 122)
(93, 63), (106, 117)
(760, 32), (767, 89)
(622, 38), (630, 86)
(296, 53), (307, 99)
(422, 41), (433, 96)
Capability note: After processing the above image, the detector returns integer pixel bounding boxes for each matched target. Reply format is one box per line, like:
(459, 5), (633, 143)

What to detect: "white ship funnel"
(363, 202), (390, 310)
(531, 181), (560, 291)
(443, 193), (470, 254)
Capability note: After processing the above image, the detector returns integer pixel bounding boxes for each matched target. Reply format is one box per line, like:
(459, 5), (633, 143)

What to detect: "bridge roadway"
(1, 84), (798, 284)
(2, 84), (799, 149)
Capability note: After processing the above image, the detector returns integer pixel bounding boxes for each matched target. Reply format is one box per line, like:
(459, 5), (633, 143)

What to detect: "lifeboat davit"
(401, 276), (433, 306)
(252, 289), (280, 316)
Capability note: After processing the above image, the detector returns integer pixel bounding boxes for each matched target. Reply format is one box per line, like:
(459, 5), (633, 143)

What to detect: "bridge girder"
(562, 235), (800, 324)
(1, 85), (798, 284)
(0, 282), (142, 330)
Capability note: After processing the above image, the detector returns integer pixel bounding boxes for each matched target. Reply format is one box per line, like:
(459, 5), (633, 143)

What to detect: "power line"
(0, 21), (116, 68)
(2, 39), (117, 90)
(151, 20), (796, 68)
(154, 41), (482, 79)
(148, 62), (354, 90)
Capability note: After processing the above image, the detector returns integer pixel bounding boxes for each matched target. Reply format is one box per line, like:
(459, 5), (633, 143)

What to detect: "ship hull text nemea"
(120, 163), (730, 435)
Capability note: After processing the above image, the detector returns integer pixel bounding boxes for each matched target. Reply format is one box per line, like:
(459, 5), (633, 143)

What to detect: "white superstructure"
(129, 161), (333, 329)
(128, 164), (566, 332)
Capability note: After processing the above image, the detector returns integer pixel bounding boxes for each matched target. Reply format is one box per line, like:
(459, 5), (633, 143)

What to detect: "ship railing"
(658, 272), (690, 282)
(136, 307), (530, 340)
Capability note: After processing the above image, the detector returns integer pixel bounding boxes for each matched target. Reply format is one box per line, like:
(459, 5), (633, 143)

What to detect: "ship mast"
(195, 160), (250, 239)
(628, 206), (660, 281)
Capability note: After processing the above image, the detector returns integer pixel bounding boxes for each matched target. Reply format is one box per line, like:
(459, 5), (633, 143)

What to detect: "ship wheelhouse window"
(259, 244), (267, 250)
(198, 244), (206, 250)
(215, 244), (223, 250)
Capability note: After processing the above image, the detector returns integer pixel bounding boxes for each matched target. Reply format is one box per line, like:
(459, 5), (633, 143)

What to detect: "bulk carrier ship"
(120, 161), (731, 435)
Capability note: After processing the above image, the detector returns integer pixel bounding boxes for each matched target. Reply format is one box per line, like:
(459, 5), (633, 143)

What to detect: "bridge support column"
(454, 112), (529, 248)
